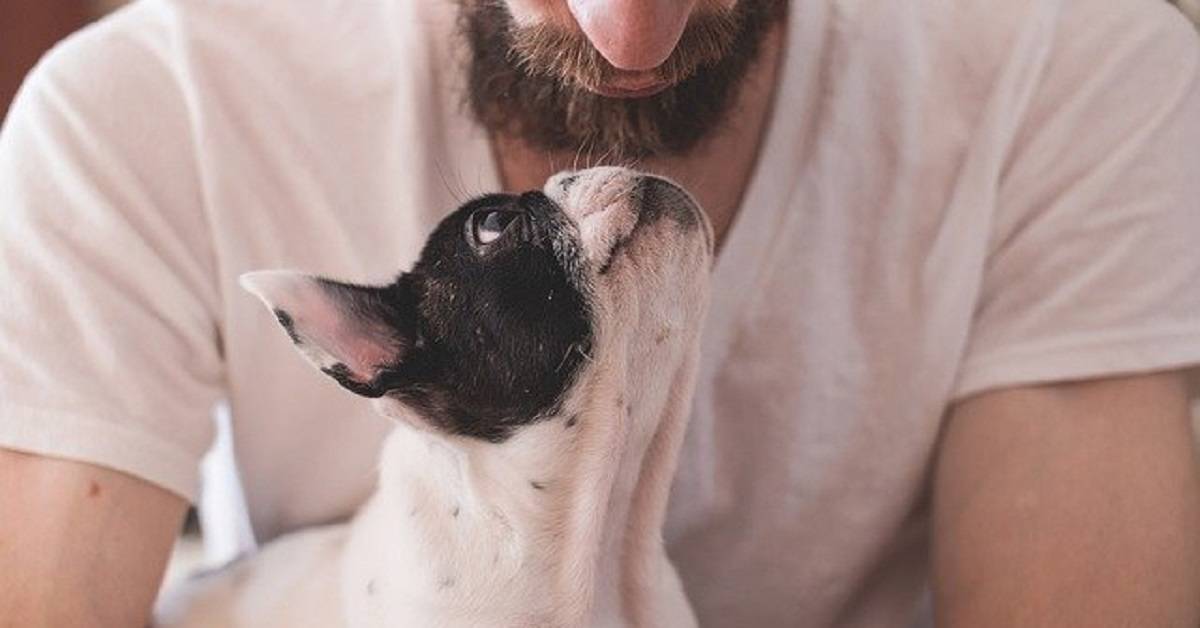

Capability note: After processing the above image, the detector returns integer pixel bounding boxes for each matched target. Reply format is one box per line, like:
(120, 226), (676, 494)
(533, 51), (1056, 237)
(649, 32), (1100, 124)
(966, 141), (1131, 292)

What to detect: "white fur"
(156, 167), (712, 627)
(239, 271), (401, 382)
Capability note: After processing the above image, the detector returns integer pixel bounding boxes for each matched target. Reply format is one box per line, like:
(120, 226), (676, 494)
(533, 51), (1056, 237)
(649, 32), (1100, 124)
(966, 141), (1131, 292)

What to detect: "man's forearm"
(0, 448), (186, 628)
(932, 372), (1200, 627)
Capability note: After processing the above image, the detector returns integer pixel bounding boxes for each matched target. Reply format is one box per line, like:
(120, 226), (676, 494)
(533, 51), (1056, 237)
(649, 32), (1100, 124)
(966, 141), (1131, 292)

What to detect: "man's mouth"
(589, 72), (671, 99)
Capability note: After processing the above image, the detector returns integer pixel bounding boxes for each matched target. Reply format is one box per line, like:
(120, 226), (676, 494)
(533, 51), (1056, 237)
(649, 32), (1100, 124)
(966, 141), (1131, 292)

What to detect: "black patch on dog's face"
(346, 192), (593, 442)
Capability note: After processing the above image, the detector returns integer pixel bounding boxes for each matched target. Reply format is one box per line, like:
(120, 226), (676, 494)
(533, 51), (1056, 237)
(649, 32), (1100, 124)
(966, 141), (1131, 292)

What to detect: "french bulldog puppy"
(155, 166), (713, 628)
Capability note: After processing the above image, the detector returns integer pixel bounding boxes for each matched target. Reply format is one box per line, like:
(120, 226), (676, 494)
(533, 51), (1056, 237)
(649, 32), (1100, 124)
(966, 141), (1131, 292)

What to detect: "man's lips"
(589, 73), (671, 99)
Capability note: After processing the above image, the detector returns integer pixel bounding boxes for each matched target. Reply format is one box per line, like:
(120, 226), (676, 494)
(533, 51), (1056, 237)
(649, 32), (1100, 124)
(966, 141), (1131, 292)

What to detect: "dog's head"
(243, 166), (712, 442)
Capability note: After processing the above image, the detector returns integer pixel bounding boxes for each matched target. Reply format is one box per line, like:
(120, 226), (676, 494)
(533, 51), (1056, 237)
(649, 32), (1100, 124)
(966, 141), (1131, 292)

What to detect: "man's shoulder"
(833, 0), (1195, 78)
(808, 0), (1198, 147)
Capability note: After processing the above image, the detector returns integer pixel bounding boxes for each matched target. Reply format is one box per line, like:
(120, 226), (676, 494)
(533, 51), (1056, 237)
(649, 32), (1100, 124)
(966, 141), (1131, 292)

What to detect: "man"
(1, 0), (1199, 626)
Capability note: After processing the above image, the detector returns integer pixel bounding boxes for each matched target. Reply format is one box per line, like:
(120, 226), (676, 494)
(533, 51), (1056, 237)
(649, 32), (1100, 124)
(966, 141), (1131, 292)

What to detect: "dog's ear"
(239, 270), (416, 397)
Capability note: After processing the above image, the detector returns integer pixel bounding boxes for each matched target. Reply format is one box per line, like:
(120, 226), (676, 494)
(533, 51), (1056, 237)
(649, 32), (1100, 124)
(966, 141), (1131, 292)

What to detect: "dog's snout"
(635, 176), (701, 227)
(541, 167), (712, 269)
(635, 175), (713, 253)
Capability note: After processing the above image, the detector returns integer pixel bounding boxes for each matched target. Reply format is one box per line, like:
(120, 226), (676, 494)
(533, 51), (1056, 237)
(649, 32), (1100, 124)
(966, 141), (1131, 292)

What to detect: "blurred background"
(1, 0), (121, 119)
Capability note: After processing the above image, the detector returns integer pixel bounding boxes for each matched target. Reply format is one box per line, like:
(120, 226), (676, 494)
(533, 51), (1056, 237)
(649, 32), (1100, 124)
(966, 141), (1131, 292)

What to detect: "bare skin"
(0, 449), (185, 628)
(935, 371), (1200, 627)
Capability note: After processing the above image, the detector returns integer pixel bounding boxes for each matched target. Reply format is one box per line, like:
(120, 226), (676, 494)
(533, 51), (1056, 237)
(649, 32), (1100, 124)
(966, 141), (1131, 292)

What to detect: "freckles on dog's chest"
(342, 426), (573, 623)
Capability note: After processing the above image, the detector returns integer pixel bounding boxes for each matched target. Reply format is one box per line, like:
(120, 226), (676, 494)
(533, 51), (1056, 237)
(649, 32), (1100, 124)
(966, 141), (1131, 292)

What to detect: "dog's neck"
(351, 335), (699, 627)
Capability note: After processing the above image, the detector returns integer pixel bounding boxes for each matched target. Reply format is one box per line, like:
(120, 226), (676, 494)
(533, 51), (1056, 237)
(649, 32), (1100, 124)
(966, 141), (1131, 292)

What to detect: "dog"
(155, 166), (713, 627)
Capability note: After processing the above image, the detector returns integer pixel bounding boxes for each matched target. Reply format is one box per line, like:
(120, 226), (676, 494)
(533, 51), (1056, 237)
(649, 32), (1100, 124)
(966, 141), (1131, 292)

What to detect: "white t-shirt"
(2, 0), (1199, 625)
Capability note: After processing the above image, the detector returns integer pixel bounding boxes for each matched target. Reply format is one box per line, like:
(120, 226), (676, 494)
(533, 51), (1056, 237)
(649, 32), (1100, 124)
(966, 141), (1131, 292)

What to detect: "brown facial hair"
(461, 0), (785, 162)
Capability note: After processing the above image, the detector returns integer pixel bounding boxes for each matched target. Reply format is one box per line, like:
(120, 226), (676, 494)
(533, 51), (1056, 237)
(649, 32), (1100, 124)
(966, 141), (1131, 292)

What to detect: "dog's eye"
(472, 210), (520, 246)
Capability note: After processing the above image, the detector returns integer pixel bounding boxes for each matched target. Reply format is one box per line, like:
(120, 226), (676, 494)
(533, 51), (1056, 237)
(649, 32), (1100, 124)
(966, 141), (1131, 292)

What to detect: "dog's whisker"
(556, 342), (589, 372)
(571, 138), (587, 172)
(434, 157), (465, 203)
(454, 166), (476, 200)
(598, 143), (619, 167)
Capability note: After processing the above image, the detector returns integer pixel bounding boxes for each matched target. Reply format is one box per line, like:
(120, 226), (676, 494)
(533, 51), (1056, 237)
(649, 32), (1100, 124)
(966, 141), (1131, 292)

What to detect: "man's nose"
(566, 0), (699, 70)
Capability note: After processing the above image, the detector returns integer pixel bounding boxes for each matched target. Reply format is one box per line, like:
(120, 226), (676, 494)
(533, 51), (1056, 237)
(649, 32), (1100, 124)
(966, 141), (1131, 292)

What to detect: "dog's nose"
(636, 175), (713, 252)
(635, 176), (700, 226)
(543, 166), (652, 226)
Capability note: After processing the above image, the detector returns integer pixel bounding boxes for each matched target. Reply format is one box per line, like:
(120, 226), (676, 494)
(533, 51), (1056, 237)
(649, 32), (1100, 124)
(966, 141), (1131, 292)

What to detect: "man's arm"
(933, 371), (1200, 627)
(0, 448), (186, 628)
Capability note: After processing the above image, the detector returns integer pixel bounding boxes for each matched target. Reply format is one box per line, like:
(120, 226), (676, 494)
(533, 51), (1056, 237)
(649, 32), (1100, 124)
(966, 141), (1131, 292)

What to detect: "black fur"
(273, 309), (302, 345)
(305, 192), (594, 443)
(321, 363), (387, 399)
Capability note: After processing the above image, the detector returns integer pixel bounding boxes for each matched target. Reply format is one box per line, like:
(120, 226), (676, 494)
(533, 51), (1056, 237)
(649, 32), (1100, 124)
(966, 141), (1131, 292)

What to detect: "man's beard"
(461, 1), (785, 163)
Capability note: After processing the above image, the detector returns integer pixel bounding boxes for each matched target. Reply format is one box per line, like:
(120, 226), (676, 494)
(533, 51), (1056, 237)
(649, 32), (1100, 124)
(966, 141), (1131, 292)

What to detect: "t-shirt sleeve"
(953, 1), (1200, 400)
(0, 12), (222, 501)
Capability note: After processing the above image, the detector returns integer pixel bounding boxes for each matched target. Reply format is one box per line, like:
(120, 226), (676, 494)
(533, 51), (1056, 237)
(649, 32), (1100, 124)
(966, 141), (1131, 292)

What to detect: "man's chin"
(462, 0), (785, 160)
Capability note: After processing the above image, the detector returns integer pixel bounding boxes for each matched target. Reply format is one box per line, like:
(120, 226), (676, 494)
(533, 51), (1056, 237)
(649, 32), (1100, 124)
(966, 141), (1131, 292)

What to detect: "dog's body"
(156, 167), (713, 627)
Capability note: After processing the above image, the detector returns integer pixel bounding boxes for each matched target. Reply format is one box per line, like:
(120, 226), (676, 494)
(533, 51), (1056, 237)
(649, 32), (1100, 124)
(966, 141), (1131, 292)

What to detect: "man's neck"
(492, 19), (787, 254)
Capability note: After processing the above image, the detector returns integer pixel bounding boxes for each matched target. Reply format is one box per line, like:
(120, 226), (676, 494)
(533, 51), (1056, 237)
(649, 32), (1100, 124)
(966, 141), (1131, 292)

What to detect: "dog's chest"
(339, 424), (581, 627)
